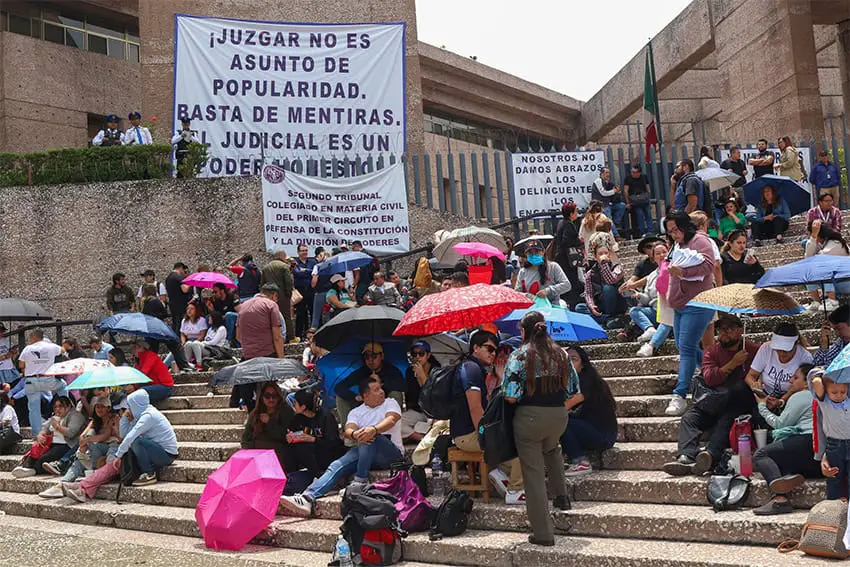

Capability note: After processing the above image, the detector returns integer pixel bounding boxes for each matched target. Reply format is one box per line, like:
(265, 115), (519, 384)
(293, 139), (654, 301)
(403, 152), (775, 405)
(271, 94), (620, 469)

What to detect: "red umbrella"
(393, 283), (533, 336)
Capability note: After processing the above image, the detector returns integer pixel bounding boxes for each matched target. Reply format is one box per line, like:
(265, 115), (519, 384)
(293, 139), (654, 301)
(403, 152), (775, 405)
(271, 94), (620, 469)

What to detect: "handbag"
(690, 375), (731, 416)
(706, 474), (751, 512)
(477, 389), (517, 468)
(22, 433), (53, 461)
(0, 424), (21, 454)
(778, 500), (849, 559)
(291, 288), (303, 305)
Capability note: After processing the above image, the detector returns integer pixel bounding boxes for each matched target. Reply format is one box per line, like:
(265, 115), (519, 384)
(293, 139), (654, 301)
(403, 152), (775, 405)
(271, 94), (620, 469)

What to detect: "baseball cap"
(330, 274), (345, 284)
(362, 341), (384, 355)
(261, 282), (280, 293)
(112, 396), (129, 411)
(411, 341), (431, 353)
(770, 333), (798, 352)
(92, 396), (111, 408)
(715, 314), (743, 330)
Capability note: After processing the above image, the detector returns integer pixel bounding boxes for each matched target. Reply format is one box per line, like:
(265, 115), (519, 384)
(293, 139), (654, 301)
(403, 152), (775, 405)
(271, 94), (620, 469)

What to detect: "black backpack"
(418, 363), (461, 420)
(338, 484), (405, 566)
(429, 489), (474, 541)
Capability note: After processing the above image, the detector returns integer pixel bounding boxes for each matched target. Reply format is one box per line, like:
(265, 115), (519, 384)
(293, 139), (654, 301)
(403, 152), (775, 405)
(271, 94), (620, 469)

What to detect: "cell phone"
(752, 389), (767, 398)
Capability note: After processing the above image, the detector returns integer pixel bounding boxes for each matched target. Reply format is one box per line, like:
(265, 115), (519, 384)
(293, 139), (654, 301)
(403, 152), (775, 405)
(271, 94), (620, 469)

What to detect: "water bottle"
(335, 535), (353, 567)
(738, 434), (753, 477)
(431, 455), (445, 498)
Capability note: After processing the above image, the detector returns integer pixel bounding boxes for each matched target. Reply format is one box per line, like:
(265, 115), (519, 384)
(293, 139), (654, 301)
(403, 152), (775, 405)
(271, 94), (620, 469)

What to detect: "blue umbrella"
(315, 251), (374, 275)
(97, 312), (178, 341)
(743, 175), (811, 216)
(755, 255), (850, 312)
(825, 342), (850, 384)
(316, 337), (410, 398)
(496, 298), (607, 342)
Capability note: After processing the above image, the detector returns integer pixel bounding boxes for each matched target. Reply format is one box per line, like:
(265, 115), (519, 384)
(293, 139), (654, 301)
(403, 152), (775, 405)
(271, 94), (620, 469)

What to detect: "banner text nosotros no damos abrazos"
(510, 150), (606, 216)
(261, 162), (410, 256)
(174, 16), (405, 177)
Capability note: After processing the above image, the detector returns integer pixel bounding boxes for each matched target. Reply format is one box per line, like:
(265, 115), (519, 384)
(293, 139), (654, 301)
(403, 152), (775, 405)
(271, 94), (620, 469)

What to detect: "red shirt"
(135, 349), (174, 387)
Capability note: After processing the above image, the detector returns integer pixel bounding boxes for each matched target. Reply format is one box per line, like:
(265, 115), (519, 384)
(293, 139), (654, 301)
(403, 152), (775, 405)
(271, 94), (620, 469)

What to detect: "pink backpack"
(372, 469), (436, 533)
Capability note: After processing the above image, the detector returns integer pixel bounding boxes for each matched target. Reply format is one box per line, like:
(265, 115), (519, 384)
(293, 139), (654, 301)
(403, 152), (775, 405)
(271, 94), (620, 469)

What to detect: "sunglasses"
(411, 351), (427, 357)
(364, 352), (383, 359)
(262, 393), (280, 400)
(480, 345), (497, 354)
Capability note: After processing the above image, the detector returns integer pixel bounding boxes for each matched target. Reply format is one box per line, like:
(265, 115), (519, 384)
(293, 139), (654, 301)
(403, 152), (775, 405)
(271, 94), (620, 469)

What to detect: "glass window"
(107, 37), (124, 59)
(44, 22), (63, 44)
(65, 28), (84, 49)
(8, 13), (31, 35)
(30, 18), (41, 39)
(87, 33), (107, 55)
(127, 32), (139, 44)
(58, 13), (84, 29)
(127, 43), (140, 63)
(85, 15), (123, 39)
(1, 12), (7, 32)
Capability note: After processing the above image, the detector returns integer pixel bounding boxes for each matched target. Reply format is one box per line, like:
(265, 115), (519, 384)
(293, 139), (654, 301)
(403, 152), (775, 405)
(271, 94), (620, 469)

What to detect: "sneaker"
(665, 395), (687, 416)
(564, 460), (593, 477)
(11, 466), (36, 479)
(693, 450), (713, 476)
(132, 473), (158, 487)
(825, 298), (840, 312)
(42, 461), (63, 476)
(636, 343), (654, 358)
(662, 455), (696, 476)
(769, 474), (805, 495)
(637, 327), (657, 344)
(553, 494), (571, 511)
(38, 484), (64, 499)
(488, 469), (510, 498)
(61, 482), (88, 503)
(505, 489), (526, 505)
(280, 493), (314, 517)
(753, 498), (793, 516)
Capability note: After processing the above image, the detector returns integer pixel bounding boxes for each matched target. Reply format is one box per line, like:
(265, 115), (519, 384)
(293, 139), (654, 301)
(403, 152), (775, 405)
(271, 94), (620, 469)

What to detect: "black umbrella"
(209, 357), (307, 387)
(0, 298), (52, 321)
(313, 305), (406, 351)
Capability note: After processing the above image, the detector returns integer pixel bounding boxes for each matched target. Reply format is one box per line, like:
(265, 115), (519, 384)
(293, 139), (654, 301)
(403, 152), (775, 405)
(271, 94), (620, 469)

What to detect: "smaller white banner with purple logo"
(262, 162), (410, 256)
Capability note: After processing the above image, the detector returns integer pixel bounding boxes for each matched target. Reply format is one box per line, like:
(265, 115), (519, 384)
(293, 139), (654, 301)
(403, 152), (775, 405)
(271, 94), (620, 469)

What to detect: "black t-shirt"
(165, 271), (192, 315)
(633, 258), (657, 279)
(405, 358), (441, 413)
(720, 158), (747, 187)
(142, 297), (169, 320)
(720, 252), (766, 285)
(211, 293), (239, 315)
(624, 174), (649, 195)
(752, 150), (773, 178)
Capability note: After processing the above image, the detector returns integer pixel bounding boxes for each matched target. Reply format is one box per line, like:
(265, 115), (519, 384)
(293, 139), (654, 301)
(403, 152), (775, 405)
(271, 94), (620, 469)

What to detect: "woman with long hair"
(748, 185), (790, 243)
(717, 199), (747, 240)
(664, 210), (716, 416)
(579, 200), (605, 256)
(184, 311), (228, 368)
(489, 256), (507, 285)
(720, 230), (765, 284)
(804, 219), (850, 312)
(241, 381), (295, 467)
(561, 345), (618, 476)
(501, 311), (575, 546)
(777, 136), (804, 181)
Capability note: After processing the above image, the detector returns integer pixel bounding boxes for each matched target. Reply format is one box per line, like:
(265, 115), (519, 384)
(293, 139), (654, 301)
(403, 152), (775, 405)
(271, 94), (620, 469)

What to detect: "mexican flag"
(643, 42), (660, 160)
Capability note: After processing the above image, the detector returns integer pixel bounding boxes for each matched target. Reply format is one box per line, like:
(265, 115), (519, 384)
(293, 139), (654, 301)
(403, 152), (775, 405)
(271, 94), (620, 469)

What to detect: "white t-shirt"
(1, 404), (20, 434)
(751, 343), (813, 397)
(180, 318), (208, 340)
(0, 337), (14, 371)
(347, 398), (403, 451)
(19, 339), (63, 376)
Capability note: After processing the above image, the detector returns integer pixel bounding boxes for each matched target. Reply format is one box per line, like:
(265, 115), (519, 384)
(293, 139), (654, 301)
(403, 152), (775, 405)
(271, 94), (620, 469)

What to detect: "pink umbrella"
(183, 271), (237, 289)
(452, 242), (506, 261)
(195, 449), (287, 551)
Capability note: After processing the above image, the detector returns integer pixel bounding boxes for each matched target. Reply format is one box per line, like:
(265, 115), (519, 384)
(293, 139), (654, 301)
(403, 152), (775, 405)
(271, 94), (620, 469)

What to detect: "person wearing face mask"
(514, 240), (571, 304)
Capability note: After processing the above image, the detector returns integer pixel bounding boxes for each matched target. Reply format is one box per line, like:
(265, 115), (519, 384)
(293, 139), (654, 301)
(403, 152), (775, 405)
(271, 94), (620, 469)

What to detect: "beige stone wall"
(0, 31), (141, 152)
(138, 0), (423, 153)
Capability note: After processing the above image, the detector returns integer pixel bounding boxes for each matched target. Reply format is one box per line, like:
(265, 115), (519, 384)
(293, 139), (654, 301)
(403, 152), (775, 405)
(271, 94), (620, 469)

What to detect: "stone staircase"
(0, 212), (847, 566)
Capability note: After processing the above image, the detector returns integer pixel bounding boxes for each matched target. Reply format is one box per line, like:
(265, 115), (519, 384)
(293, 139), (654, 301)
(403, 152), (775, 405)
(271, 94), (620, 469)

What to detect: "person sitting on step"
(11, 396), (86, 478)
(279, 376), (403, 517)
(662, 315), (760, 477)
(561, 345), (617, 477)
(744, 322), (812, 405)
(402, 341), (438, 442)
(284, 388), (344, 494)
(751, 363), (818, 515)
(803, 220), (850, 313)
(62, 389), (179, 500)
(626, 241), (673, 348)
(574, 244), (626, 327)
(241, 381), (294, 468)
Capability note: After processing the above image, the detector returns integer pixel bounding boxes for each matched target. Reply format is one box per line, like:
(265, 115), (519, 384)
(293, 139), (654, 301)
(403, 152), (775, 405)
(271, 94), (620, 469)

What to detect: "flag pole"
(648, 39), (662, 146)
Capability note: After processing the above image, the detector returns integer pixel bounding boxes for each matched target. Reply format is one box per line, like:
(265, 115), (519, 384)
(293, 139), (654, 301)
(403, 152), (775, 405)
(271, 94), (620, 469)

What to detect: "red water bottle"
(738, 434), (752, 477)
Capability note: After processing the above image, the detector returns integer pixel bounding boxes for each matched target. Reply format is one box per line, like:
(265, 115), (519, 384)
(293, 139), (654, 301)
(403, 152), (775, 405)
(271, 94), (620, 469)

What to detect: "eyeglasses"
(364, 352), (383, 359)
(411, 351), (427, 357)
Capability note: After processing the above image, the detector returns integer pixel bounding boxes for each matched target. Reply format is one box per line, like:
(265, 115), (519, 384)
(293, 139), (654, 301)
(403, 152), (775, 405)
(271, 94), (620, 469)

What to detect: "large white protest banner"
(510, 151), (606, 216)
(262, 162), (409, 256)
(174, 15), (406, 177)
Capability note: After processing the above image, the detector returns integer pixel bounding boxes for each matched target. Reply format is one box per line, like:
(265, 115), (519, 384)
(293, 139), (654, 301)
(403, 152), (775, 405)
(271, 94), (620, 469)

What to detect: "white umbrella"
(513, 234), (554, 255)
(432, 226), (507, 265)
(696, 168), (742, 192)
(44, 358), (113, 376)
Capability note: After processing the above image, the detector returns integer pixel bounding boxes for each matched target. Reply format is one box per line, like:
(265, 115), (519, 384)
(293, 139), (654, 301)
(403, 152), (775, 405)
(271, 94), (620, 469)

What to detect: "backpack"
(778, 499), (849, 559)
(429, 489), (474, 541)
(372, 468), (436, 533)
(418, 363), (461, 420)
(338, 484), (405, 566)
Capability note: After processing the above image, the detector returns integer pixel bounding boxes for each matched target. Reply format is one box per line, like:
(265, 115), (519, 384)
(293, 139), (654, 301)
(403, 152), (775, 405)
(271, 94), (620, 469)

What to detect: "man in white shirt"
(280, 376), (402, 516)
(123, 111), (153, 146)
(18, 329), (65, 432)
(92, 114), (124, 147)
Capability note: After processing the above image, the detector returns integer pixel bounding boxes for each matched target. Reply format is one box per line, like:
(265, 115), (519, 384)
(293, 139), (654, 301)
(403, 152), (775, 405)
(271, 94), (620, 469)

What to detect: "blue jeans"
(807, 282), (850, 296)
(575, 284), (625, 324)
(650, 323), (673, 349)
(224, 312), (238, 341)
(825, 437), (850, 500)
(305, 435), (402, 499)
(633, 204), (653, 236)
(25, 376), (67, 433)
(311, 291), (327, 329)
(604, 203), (626, 238)
(141, 385), (174, 404)
(560, 416), (616, 462)
(672, 306), (715, 398)
(629, 306), (656, 331)
(129, 436), (176, 474)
